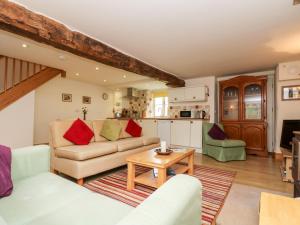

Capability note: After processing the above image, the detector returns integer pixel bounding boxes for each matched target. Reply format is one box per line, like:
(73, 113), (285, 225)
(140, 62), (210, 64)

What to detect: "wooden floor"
(195, 153), (293, 194)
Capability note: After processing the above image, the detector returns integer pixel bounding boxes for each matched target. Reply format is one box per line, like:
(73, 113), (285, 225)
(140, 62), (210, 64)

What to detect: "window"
(154, 97), (168, 117)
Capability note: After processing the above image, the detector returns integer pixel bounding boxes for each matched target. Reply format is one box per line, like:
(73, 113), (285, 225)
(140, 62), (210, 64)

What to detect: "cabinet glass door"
(223, 86), (239, 120)
(244, 84), (262, 120)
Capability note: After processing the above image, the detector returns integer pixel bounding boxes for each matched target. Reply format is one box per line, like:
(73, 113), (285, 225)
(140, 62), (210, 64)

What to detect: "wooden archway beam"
(0, 0), (185, 87)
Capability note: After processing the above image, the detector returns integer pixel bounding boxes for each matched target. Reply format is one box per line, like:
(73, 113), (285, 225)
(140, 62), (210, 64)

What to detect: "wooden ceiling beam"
(0, 0), (185, 87)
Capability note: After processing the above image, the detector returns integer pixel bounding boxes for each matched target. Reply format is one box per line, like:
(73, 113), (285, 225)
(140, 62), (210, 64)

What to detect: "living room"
(1, 1), (300, 225)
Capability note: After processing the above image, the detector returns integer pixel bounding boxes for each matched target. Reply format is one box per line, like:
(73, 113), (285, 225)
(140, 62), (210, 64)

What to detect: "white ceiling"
(0, 30), (167, 90)
(10, 0), (300, 78)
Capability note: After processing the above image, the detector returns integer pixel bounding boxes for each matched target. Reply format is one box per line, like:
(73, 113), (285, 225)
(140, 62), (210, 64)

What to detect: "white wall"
(185, 76), (216, 122)
(275, 62), (300, 153)
(0, 91), (35, 148)
(34, 77), (114, 144)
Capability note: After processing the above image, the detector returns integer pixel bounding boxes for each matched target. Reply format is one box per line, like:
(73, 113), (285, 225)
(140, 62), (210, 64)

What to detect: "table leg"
(127, 162), (135, 191)
(158, 168), (167, 187)
(188, 153), (194, 175)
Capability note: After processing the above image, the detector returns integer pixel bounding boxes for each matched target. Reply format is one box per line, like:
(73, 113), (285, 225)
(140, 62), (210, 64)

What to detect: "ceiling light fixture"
(75, 73), (79, 76)
(22, 43), (28, 48)
(58, 55), (66, 60)
(123, 75), (127, 78)
(95, 67), (99, 71)
(103, 79), (107, 82)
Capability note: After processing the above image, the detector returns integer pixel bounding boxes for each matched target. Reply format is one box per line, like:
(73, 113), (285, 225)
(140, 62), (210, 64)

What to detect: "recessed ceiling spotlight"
(123, 75), (127, 78)
(75, 73), (79, 76)
(103, 79), (107, 82)
(58, 55), (66, 60)
(95, 67), (100, 71)
(22, 43), (28, 48)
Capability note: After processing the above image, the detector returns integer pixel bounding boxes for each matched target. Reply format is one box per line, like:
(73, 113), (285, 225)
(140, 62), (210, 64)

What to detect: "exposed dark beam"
(0, 0), (185, 87)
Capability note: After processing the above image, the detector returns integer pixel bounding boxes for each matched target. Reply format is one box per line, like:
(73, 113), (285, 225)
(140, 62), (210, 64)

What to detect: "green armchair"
(202, 122), (246, 162)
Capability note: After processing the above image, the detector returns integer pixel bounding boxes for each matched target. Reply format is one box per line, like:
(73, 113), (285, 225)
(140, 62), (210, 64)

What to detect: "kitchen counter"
(108, 117), (209, 121)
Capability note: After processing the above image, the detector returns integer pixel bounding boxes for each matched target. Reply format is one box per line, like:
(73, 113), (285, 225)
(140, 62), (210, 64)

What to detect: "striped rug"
(84, 165), (235, 225)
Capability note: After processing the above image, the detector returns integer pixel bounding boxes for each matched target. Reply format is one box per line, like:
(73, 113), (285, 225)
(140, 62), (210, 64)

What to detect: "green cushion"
(206, 139), (246, 147)
(100, 120), (122, 141)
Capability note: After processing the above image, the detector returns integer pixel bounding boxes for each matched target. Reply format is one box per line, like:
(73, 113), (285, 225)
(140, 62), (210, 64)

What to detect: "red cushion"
(125, 119), (142, 137)
(63, 119), (94, 145)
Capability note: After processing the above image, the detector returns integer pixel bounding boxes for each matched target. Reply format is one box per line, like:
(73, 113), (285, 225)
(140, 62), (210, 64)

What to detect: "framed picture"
(62, 93), (72, 102)
(82, 96), (91, 104)
(282, 85), (300, 101)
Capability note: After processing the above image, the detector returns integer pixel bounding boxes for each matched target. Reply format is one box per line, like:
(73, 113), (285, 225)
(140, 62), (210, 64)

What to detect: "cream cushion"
(50, 120), (95, 148)
(92, 120), (108, 142)
(55, 142), (117, 160)
(119, 120), (132, 139)
(143, 137), (160, 146)
(116, 137), (144, 152)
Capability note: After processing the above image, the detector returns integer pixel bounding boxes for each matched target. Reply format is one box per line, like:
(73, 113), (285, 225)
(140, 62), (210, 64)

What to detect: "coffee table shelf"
(126, 148), (195, 190)
(134, 164), (189, 188)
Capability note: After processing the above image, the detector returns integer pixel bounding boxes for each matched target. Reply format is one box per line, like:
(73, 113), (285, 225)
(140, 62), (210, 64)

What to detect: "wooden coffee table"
(126, 148), (195, 191)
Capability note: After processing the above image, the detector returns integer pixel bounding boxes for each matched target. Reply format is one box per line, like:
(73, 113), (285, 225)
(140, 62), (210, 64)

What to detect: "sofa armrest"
(116, 174), (202, 225)
(12, 145), (50, 182)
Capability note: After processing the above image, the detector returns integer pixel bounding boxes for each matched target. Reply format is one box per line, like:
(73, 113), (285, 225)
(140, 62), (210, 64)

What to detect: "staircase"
(0, 55), (64, 110)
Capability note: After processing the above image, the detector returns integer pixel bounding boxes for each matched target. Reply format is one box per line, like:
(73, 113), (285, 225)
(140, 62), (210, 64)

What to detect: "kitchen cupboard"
(168, 88), (185, 102)
(169, 86), (206, 103)
(139, 119), (157, 137)
(137, 119), (203, 152)
(170, 120), (191, 147)
(157, 120), (171, 147)
(190, 120), (203, 149)
(219, 75), (268, 156)
(185, 87), (206, 101)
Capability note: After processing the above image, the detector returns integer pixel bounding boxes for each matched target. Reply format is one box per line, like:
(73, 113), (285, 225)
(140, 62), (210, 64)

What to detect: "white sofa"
(0, 145), (202, 225)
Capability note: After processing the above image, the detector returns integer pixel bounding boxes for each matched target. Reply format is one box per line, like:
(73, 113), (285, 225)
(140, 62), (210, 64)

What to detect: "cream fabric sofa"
(49, 119), (160, 184)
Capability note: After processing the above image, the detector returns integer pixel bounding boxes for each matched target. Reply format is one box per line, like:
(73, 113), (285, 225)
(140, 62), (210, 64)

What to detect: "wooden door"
(242, 123), (267, 156)
(220, 84), (240, 122)
(242, 81), (266, 122)
(223, 123), (241, 140)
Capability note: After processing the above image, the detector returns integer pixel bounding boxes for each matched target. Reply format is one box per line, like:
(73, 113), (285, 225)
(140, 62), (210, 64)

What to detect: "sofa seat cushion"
(143, 137), (160, 146)
(0, 172), (132, 225)
(116, 138), (144, 152)
(206, 139), (246, 148)
(55, 142), (118, 160)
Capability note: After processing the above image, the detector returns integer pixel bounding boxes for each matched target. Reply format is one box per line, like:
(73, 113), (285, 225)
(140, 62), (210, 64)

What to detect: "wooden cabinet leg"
(77, 178), (84, 185)
(188, 153), (194, 175)
(158, 168), (167, 187)
(127, 162), (135, 191)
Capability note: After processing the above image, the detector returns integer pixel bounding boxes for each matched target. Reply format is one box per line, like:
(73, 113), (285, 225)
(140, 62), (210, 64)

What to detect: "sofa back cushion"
(100, 120), (122, 141)
(92, 120), (108, 142)
(50, 120), (94, 148)
(119, 120), (132, 139)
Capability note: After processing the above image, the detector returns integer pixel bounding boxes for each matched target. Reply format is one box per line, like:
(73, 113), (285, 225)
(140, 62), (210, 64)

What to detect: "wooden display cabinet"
(219, 76), (268, 156)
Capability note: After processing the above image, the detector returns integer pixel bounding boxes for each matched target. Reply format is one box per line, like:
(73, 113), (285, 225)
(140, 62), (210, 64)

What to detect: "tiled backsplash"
(114, 88), (210, 119)
(168, 104), (210, 119)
